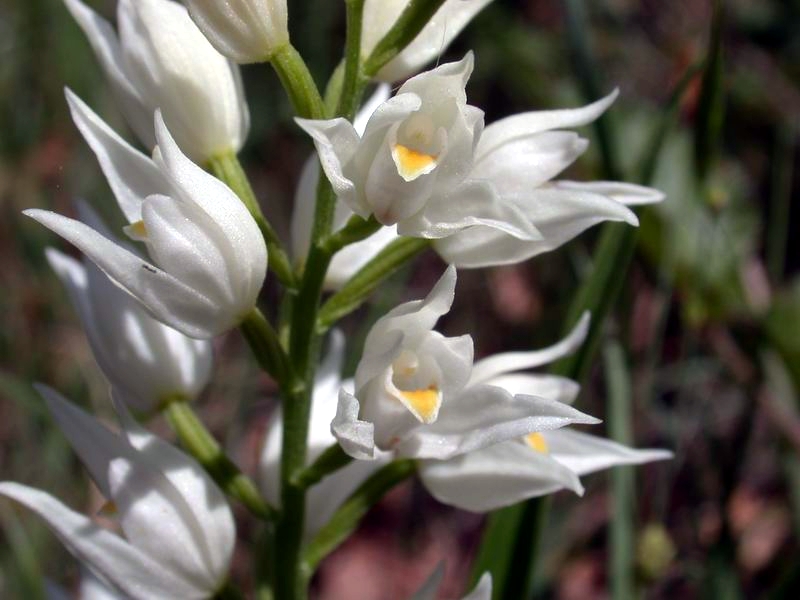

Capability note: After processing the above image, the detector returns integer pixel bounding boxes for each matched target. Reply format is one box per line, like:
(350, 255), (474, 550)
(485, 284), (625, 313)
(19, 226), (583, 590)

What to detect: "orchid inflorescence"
(3, 1), (673, 598)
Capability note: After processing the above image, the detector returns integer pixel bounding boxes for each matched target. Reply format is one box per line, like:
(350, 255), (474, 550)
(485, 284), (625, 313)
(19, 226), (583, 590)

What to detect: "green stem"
(214, 581), (247, 600)
(208, 151), (297, 289)
(292, 444), (353, 489)
(363, 0), (448, 77)
(321, 215), (382, 255)
(303, 459), (416, 571)
(239, 308), (293, 381)
(271, 44), (326, 120)
(317, 237), (430, 330)
(163, 400), (275, 521)
(337, 0), (368, 120)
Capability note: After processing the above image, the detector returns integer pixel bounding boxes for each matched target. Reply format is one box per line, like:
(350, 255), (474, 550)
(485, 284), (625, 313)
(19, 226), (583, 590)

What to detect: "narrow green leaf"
(302, 459), (416, 571)
(693, 0), (725, 182)
(604, 341), (635, 600)
(317, 237), (430, 330)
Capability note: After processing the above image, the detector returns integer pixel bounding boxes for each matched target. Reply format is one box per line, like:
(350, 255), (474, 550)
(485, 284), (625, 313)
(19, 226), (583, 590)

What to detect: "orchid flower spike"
(292, 85), (399, 289)
(46, 204), (213, 412)
(63, 0), (249, 163)
(183, 0), (289, 63)
(416, 316), (673, 512)
(362, 0), (495, 82)
(411, 565), (492, 600)
(332, 268), (599, 461)
(0, 386), (235, 600)
(298, 54), (539, 242)
(259, 330), (390, 538)
(25, 105), (267, 339)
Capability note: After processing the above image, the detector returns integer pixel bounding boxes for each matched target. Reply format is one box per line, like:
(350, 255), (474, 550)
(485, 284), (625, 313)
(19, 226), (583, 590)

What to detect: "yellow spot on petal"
(124, 219), (148, 241)
(400, 387), (441, 423)
(393, 144), (438, 181)
(525, 432), (549, 454)
(97, 500), (118, 517)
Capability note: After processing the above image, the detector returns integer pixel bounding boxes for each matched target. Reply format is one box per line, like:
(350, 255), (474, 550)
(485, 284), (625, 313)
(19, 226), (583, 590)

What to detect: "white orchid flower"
(362, 0), (494, 82)
(411, 564), (492, 600)
(297, 54), (539, 241)
(0, 386), (235, 600)
(183, 0), (289, 64)
(292, 85), (399, 290)
(25, 107), (267, 339)
(417, 317), (673, 512)
(259, 331), (390, 538)
(63, 0), (249, 162)
(46, 567), (126, 600)
(433, 92), (665, 267)
(46, 205), (213, 412)
(332, 267), (599, 460)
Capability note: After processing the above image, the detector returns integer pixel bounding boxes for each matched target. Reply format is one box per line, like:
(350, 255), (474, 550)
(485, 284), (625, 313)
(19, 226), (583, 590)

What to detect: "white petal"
(434, 186), (638, 268)
(152, 112), (266, 307)
(63, 0), (153, 149)
(295, 117), (363, 214)
(418, 441), (584, 512)
(545, 429), (673, 475)
(0, 482), (203, 599)
(183, 0), (289, 63)
(472, 131), (590, 192)
(325, 224), (399, 290)
(354, 84), (392, 135)
(24, 209), (219, 338)
(331, 389), (376, 460)
(469, 313), (589, 385)
(484, 373), (580, 405)
(400, 180), (541, 240)
(463, 573), (493, 600)
(476, 90), (619, 159)
(65, 89), (168, 224)
(555, 180), (665, 206)
(398, 385), (599, 460)
(78, 568), (125, 600)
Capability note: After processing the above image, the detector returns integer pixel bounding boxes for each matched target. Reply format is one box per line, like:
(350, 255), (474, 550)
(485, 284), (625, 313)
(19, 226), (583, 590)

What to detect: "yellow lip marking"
(399, 387), (440, 423)
(124, 219), (148, 241)
(393, 144), (438, 181)
(97, 500), (118, 517)
(525, 432), (549, 454)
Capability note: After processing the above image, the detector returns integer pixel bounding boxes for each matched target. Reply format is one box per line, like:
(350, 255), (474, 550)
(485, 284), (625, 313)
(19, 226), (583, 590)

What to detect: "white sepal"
(26, 113), (267, 339)
(0, 385), (236, 599)
(183, 0), (289, 63)
(47, 244), (213, 411)
(64, 0), (248, 162)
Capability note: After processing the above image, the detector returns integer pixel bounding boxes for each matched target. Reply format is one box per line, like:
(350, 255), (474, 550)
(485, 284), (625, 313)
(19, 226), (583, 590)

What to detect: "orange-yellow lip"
(393, 144), (438, 181)
(399, 387), (441, 423)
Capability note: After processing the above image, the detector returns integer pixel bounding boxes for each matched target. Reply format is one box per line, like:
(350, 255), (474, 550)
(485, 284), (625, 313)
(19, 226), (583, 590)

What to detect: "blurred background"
(1, 0), (799, 598)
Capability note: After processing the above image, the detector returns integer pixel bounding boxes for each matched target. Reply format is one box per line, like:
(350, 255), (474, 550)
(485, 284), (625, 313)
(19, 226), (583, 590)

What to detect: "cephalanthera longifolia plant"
(3, 1), (674, 598)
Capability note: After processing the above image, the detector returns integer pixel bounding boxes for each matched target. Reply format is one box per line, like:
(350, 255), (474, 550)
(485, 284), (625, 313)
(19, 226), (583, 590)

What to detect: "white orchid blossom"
(362, 0), (494, 82)
(433, 92), (665, 267)
(0, 386), (235, 600)
(411, 565), (492, 600)
(300, 55), (664, 265)
(25, 105), (267, 339)
(332, 267), (600, 460)
(259, 331), (390, 537)
(46, 205), (213, 412)
(63, 0), (249, 162)
(292, 85), (399, 289)
(297, 54), (539, 242)
(183, 0), (289, 63)
(417, 317), (673, 512)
